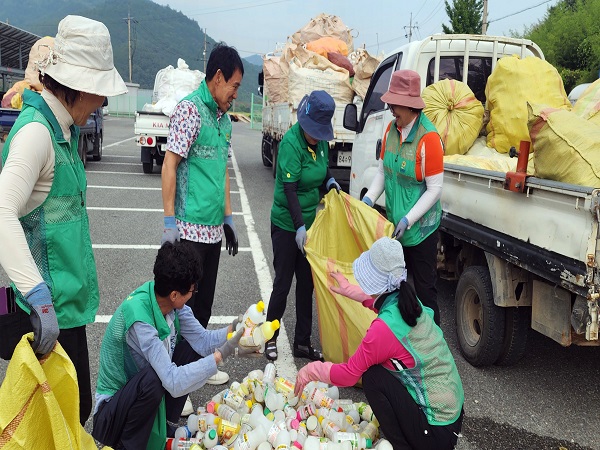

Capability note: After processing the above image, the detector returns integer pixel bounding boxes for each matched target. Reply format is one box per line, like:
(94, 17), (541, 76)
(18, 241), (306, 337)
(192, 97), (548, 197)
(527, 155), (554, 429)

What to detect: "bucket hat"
(353, 237), (407, 295)
(380, 69), (425, 109)
(38, 15), (127, 97)
(297, 90), (335, 141)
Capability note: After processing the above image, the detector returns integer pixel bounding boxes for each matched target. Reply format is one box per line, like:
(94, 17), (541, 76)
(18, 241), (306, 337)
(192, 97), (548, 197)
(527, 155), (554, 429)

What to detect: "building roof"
(0, 21), (41, 72)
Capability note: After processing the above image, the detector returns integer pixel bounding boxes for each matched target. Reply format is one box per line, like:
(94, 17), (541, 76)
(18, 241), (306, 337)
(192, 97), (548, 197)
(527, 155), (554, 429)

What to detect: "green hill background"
(2, 0), (260, 111)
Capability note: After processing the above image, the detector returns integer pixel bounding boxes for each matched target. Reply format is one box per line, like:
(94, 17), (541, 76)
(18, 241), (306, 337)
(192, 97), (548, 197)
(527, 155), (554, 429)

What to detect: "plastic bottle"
(357, 404), (376, 423)
(187, 414), (200, 434)
(347, 410), (360, 425)
(240, 300), (266, 330)
(249, 404), (275, 435)
(286, 417), (300, 431)
(306, 388), (335, 409)
(326, 386), (339, 400)
(174, 425), (193, 440)
(214, 403), (241, 424)
(265, 386), (286, 411)
(321, 418), (341, 440)
(253, 382), (266, 403)
(359, 422), (378, 441)
(266, 420), (287, 446)
(297, 403), (317, 421)
(257, 442), (273, 450)
(331, 431), (372, 449)
(274, 377), (295, 396)
(240, 320), (280, 351)
(374, 439), (393, 450)
(304, 436), (352, 450)
(203, 428), (219, 449)
(172, 437), (201, 450)
(223, 389), (246, 410)
(233, 425), (267, 450)
(274, 428), (291, 450)
(263, 363), (277, 384)
(306, 415), (322, 437)
(214, 417), (241, 445)
(197, 412), (218, 432)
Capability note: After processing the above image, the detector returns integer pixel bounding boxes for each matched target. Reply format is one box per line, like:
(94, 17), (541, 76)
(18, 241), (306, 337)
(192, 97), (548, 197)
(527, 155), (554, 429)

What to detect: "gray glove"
(161, 216), (180, 245)
(217, 328), (259, 361)
(231, 314), (243, 331)
(25, 283), (59, 356)
(393, 217), (409, 240)
(295, 225), (307, 256)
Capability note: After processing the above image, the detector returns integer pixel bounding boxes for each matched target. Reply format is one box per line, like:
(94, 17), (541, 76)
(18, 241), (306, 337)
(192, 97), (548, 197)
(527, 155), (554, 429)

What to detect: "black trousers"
(403, 230), (441, 325)
(92, 340), (201, 449)
(0, 306), (92, 426)
(266, 223), (314, 346)
(180, 239), (222, 328)
(362, 365), (463, 450)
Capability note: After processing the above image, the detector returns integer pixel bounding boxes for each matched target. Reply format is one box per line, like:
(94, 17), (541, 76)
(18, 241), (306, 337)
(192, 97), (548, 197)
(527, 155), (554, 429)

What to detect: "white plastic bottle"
(203, 428), (219, 449)
(265, 386), (286, 411)
(306, 387), (335, 409)
(331, 431), (373, 449)
(240, 300), (266, 330)
(263, 363), (277, 384)
(197, 412), (218, 432)
(174, 425), (193, 440)
(233, 425), (267, 450)
(304, 436), (352, 450)
(240, 320), (280, 351)
(274, 428), (291, 450)
(249, 404), (275, 435)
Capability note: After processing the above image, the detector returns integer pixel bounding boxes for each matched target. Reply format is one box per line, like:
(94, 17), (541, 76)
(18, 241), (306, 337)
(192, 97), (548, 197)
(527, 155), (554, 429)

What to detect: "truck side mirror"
(258, 71), (264, 87)
(343, 104), (358, 131)
(102, 97), (108, 107)
(257, 86), (264, 97)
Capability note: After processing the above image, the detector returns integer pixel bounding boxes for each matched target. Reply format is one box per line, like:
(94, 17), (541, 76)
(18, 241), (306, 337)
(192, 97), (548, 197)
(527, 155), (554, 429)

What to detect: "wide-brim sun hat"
(297, 90), (335, 141)
(39, 15), (127, 97)
(380, 69), (425, 109)
(353, 237), (408, 296)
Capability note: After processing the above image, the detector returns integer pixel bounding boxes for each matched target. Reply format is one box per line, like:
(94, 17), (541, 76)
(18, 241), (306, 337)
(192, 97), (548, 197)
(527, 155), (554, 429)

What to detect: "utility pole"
(404, 12), (418, 43)
(482, 0), (488, 35)
(203, 28), (207, 73)
(124, 10), (137, 83)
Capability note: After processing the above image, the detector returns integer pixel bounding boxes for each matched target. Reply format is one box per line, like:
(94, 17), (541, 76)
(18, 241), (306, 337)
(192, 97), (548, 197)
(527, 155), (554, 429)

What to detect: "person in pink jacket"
(294, 237), (464, 450)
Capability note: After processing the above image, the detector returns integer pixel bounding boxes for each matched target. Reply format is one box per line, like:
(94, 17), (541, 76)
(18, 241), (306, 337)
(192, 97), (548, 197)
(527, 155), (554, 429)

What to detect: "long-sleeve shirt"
(94, 304), (226, 414)
(0, 90), (72, 295)
(329, 298), (416, 387)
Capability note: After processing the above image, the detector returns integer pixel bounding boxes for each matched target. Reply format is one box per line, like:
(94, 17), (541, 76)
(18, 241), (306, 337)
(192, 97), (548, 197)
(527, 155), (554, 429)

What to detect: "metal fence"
(106, 87), (153, 117)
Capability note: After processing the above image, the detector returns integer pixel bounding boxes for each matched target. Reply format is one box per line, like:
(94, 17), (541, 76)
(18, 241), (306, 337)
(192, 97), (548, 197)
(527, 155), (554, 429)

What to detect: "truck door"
(349, 53), (401, 204)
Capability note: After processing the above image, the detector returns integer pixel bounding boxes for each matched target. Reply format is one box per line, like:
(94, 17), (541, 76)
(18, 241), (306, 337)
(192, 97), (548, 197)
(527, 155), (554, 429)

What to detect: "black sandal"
(293, 343), (324, 362)
(265, 340), (278, 361)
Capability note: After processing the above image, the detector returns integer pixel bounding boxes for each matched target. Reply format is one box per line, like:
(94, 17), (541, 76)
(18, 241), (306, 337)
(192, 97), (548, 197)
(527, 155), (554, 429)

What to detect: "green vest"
(175, 80), (232, 226)
(378, 292), (464, 425)
(96, 281), (181, 450)
(271, 122), (329, 232)
(1, 90), (99, 328)
(383, 112), (442, 247)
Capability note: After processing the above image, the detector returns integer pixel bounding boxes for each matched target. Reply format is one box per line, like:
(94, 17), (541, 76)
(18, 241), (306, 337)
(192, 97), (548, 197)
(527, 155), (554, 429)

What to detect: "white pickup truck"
(343, 34), (600, 366)
(134, 111), (169, 174)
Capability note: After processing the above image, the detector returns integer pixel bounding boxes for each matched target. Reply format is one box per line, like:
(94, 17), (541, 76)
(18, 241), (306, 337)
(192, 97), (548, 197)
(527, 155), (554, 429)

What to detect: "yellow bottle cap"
(256, 300), (265, 312)
(271, 319), (280, 330)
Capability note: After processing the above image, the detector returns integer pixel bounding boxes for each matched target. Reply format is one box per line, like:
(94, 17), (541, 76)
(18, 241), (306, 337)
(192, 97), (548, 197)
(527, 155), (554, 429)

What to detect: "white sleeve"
(405, 172), (443, 226)
(363, 159), (385, 204)
(0, 123), (54, 294)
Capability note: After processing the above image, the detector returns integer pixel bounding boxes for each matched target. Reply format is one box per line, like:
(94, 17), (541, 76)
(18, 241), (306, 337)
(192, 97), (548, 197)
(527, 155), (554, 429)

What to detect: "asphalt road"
(0, 116), (599, 450)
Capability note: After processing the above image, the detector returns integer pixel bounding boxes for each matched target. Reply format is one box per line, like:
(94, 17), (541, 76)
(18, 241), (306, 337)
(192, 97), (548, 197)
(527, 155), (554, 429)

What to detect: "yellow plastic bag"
(305, 192), (394, 364)
(572, 78), (600, 127)
(423, 79), (484, 155)
(0, 333), (96, 449)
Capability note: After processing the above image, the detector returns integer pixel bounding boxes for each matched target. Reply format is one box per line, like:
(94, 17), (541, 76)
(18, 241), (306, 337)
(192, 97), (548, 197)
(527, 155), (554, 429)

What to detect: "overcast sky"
(152, 0), (559, 57)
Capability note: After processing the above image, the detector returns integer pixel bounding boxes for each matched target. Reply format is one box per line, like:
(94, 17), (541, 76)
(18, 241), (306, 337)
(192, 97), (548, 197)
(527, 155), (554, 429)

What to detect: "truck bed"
(134, 110), (170, 137)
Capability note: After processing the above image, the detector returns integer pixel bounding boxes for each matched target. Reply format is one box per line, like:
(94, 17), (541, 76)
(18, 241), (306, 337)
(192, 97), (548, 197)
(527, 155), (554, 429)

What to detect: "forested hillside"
(2, 0), (260, 110)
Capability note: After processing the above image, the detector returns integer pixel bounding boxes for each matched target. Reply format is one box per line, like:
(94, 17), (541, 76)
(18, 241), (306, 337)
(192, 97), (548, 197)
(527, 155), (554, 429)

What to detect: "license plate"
(337, 151), (352, 167)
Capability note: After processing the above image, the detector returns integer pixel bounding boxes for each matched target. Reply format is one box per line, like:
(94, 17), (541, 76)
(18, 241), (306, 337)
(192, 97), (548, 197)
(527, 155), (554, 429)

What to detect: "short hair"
(206, 42), (244, 82)
(153, 242), (202, 297)
(40, 73), (78, 107)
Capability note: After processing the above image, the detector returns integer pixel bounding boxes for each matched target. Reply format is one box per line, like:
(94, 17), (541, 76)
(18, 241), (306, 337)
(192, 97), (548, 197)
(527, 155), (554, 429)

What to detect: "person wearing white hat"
(0, 15), (127, 425)
(361, 69), (444, 326)
(294, 237), (464, 449)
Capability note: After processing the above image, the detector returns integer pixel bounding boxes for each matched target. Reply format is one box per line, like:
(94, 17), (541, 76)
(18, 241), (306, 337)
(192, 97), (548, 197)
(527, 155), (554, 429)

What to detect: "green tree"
(442, 0), (484, 34)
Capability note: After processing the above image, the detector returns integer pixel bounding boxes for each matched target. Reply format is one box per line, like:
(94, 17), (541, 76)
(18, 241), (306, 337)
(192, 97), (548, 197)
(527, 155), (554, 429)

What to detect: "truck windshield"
(426, 56), (492, 103)
(359, 54), (399, 127)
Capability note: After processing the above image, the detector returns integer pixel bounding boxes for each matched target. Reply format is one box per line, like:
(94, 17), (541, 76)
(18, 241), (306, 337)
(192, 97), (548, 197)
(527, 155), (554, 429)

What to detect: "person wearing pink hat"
(361, 69), (444, 325)
(295, 237), (464, 449)
(0, 15), (127, 425)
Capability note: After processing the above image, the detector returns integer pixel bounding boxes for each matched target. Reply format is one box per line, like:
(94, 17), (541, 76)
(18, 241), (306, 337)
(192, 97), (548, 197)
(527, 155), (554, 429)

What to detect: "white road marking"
(88, 185), (162, 191)
(86, 170), (151, 175)
(101, 154), (138, 158)
(103, 137), (137, 148)
(92, 244), (252, 251)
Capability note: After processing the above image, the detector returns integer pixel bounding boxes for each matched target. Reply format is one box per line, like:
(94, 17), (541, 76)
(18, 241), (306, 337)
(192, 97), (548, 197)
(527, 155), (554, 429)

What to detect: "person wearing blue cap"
(295, 237), (464, 449)
(265, 90), (341, 361)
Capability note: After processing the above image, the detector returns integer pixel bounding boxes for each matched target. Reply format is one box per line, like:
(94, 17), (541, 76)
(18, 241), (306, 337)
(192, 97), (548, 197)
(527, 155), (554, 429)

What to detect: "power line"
(488, 0), (555, 24)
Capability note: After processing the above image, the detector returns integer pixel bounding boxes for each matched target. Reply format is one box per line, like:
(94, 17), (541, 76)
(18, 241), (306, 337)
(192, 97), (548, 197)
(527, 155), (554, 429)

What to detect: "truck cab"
(343, 34), (543, 206)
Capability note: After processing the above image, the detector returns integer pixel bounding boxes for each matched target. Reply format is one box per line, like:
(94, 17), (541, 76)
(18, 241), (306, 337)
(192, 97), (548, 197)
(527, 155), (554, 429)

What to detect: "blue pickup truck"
(0, 104), (103, 166)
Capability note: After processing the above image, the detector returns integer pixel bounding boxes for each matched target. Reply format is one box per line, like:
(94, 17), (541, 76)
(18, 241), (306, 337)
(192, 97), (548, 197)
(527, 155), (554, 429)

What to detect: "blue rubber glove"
(25, 283), (59, 356)
(295, 225), (307, 255)
(393, 217), (410, 240)
(326, 177), (341, 193)
(223, 215), (238, 256)
(161, 216), (180, 245)
(362, 196), (374, 207)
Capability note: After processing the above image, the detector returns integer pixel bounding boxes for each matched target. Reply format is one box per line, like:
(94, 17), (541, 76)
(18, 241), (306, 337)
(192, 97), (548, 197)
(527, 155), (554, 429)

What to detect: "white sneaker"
(206, 370), (229, 385)
(181, 395), (194, 417)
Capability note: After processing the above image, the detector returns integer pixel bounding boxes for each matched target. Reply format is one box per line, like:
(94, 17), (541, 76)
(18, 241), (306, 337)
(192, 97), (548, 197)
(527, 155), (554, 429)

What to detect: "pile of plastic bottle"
(166, 301), (392, 450)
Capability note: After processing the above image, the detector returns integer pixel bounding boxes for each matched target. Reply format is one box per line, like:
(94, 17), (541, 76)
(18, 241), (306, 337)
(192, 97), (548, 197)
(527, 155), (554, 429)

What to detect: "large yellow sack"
(423, 79), (484, 155)
(305, 192), (394, 364)
(572, 78), (600, 127)
(486, 55), (570, 153)
(528, 103), (600, 186)
(0, 333), (96, 449)
(291, 14), (354, 53)
(306, 37), (349, 58)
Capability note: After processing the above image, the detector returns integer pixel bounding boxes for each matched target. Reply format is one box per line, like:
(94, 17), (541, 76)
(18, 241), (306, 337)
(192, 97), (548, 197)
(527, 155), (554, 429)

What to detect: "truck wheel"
(92, 132), (102, 161)
(272, 140), (279, 179)
(262, 135), (272, 167)
(495, 307), (530, 366)
(142, 161), (153, 174)
(78, 136), (87, 167)
(455, 265), (505, 366)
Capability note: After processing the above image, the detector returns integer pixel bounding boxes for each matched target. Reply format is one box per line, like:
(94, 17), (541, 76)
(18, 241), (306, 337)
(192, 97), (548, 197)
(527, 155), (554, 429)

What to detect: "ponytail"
(398, 281), (422, 327)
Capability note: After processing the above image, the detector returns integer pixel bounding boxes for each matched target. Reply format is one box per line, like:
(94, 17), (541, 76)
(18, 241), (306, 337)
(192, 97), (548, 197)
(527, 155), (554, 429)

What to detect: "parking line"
(103, 137), (137, 148)
(92, 244), (253, 251)
(88, 185), (162, 191)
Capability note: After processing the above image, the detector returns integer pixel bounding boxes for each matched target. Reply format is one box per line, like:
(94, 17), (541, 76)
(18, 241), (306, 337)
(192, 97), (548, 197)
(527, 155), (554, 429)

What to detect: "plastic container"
(197, 412), (218, 432)
(304, 436), (352, 450)
(322, 419), (341, 440)
(240, 300), (266, 330)
(306, 388), (335, 409)
(331, 431), (372, 449)
(266, 420), (287, 446)
(374, 439), (393, 450)
(203, 428), (219, 449)
(249, 404), (275, 435)
(214, 417), (241, 446)
(274, 428), (291, 449)
(240, 320), (280, 351)
(263, 363), (277, 384)
(360, 422), (378, 441)
(214, 403), (241, 424)
(297, 403), (317, 421)
(174, 425), (193, 440)
(265, 387), (286, 411)
(233, 425), (267, 450)
(274, 377), (295, 396)
(257, 442), (273, 450)
(306, 415), (322, 437)
(357, 404), (376, 423)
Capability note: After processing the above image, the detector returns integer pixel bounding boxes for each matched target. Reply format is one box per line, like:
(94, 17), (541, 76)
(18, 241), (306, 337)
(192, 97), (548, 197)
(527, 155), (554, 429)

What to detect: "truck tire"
(494, 307), (530, 366)
(142, 161), (153, 174)
(262, 135), (272, 167)
(455, 265), (505, 366)
(272, 140), (279, 179)
(92, 131), (102, 161)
